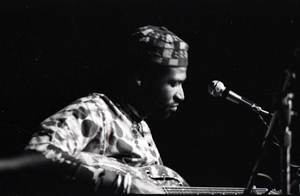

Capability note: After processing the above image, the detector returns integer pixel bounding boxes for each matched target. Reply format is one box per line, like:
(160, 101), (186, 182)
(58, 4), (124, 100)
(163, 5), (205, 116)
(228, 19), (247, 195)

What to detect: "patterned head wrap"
(132, 25), (189, 67)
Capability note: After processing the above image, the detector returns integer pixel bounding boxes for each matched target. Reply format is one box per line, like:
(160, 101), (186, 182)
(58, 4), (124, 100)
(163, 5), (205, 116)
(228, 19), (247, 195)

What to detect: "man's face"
(144, 66), (187, 120)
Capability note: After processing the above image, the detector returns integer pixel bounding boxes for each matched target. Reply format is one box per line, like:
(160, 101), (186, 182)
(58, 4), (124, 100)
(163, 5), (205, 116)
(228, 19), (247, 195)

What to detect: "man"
(11, 25), (189, 194)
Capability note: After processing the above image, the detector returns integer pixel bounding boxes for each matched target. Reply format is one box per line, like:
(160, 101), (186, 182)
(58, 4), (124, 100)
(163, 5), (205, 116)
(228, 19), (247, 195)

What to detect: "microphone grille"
(207, 80), (226, 97)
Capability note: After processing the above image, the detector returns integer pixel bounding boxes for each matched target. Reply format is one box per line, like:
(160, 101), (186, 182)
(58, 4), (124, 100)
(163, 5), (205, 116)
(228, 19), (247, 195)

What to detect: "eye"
(170, 82), (180, 87)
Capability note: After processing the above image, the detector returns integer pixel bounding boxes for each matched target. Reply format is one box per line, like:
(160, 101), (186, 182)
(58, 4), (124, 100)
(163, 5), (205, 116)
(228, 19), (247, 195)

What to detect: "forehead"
(164, 67), (187, 80)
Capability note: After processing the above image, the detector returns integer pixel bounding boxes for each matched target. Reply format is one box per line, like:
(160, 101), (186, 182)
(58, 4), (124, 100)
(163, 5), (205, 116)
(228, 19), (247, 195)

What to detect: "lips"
(169, 104), (179, 112)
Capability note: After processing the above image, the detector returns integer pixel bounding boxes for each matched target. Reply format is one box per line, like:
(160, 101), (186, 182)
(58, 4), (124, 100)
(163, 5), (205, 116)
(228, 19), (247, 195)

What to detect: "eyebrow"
(168, 75), (186, 83)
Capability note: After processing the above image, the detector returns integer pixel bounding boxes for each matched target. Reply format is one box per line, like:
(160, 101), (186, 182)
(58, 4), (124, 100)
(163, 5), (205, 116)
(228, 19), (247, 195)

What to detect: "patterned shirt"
(25, 93), (162, 193)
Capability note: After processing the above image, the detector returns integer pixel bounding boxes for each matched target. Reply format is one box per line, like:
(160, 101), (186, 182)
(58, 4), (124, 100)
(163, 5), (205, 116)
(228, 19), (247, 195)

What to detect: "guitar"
(79, 153), (281, 195)
(107, 164), (279, 195)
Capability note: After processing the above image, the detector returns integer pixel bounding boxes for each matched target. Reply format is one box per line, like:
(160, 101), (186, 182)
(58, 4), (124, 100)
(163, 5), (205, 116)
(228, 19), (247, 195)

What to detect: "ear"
(135, 76), (142, 87)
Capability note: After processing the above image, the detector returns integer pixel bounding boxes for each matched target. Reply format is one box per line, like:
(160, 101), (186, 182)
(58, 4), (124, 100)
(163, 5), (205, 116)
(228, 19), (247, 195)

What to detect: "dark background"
(1, 0), (300, 192)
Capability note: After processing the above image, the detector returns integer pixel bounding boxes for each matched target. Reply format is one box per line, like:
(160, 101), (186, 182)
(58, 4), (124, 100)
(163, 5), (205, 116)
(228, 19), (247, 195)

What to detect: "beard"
(148, 105), (172, 120)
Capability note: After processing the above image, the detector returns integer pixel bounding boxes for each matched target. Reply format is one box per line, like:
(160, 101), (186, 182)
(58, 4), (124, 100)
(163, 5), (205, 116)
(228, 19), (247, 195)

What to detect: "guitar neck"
(77, 154), (279, 194)
(162, 186), (269, 195)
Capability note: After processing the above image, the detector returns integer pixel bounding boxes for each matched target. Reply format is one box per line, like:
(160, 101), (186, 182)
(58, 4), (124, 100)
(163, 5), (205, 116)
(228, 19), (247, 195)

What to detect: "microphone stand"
(244, 70), (296, 195)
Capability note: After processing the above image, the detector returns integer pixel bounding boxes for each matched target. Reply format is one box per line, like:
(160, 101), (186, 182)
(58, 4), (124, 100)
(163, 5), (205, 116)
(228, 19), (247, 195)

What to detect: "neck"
(109, 89), (148, 123)
(120, 95), (147, 121)
(126, 101), (147, 120)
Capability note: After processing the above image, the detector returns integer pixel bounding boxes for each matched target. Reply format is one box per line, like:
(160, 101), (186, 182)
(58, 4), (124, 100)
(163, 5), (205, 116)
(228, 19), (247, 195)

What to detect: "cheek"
(156, 85), (175, 102)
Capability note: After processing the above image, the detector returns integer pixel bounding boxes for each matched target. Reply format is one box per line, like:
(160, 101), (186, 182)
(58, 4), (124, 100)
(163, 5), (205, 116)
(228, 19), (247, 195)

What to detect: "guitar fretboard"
(163, 186), (269, 195)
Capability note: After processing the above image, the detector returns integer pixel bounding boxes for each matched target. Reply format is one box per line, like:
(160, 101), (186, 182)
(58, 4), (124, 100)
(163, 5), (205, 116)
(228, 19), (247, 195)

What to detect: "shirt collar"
(111, 94), (147, 123)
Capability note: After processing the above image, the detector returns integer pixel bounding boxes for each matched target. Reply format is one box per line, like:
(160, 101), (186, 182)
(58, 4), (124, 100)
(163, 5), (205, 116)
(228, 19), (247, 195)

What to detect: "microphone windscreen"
(207, 80), (226, 97)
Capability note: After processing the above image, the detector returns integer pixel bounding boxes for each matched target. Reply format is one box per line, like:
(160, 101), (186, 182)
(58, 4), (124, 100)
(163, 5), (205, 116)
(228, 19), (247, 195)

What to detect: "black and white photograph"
(0, 0), (300, 195)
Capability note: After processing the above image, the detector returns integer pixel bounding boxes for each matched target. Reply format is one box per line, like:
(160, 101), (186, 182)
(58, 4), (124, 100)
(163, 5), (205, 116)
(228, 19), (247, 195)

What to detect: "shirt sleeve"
(26, 95), (106, 155)
(25, 94), (132, 194)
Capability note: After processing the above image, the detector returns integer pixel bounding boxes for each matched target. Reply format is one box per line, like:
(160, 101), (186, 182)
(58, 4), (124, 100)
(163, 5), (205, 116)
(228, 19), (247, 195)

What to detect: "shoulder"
(47, 93), (122, 122)
(66, 93), (114, 111)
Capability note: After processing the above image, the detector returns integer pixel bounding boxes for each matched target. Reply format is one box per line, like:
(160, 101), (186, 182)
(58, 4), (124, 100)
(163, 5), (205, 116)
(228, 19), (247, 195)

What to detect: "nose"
(175, 84), (185, 101)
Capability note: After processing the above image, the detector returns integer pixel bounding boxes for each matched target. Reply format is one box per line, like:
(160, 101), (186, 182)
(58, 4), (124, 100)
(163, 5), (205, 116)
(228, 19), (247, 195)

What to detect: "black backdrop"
(1, 0), (300, 191)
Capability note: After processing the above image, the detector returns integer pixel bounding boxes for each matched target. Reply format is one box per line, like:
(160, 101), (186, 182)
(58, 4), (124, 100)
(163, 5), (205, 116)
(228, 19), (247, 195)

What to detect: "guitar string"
(163, 187), (268, 194)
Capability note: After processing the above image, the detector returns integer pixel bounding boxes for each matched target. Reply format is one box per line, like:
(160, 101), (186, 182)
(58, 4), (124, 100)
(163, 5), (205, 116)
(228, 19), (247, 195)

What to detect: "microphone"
(207, 80), (271, 116)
